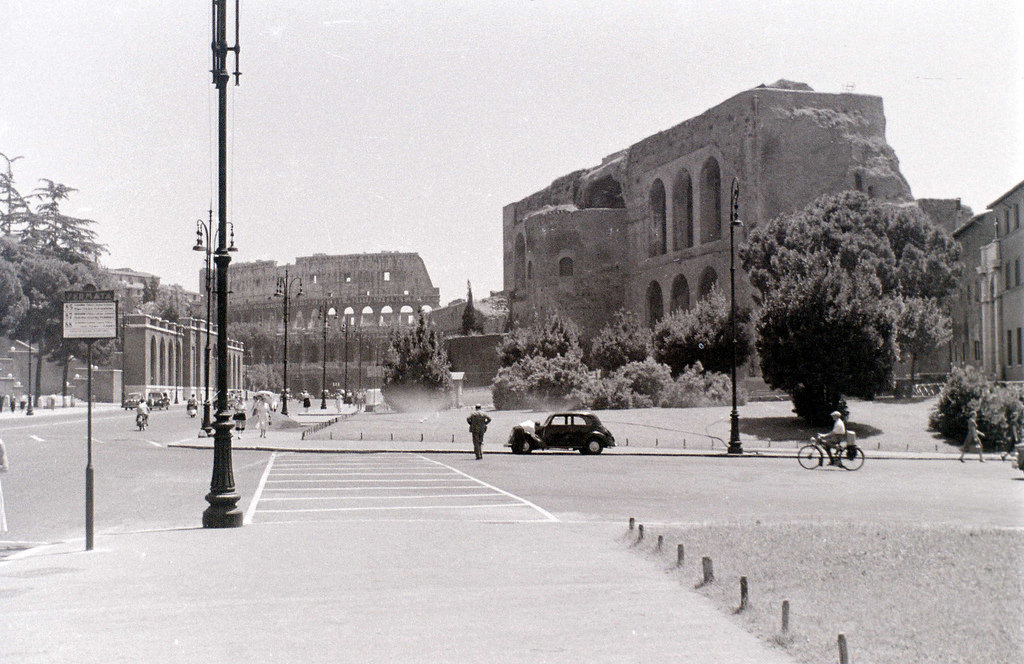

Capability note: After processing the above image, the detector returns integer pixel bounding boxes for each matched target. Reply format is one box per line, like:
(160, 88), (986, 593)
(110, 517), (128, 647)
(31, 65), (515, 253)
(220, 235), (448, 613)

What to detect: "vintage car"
(122, 392), (142, 410)
(147, 392), (170, 410)
(507, 411), (616, 455)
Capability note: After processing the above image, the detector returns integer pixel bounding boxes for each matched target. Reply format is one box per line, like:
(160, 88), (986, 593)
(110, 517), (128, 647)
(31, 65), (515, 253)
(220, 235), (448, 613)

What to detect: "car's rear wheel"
(582, 437), (603, 455)
(512, 437), (532, 454)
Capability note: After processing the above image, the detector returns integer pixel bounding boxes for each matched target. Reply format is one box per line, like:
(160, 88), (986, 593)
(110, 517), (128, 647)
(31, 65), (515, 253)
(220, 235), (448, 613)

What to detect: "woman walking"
(252, 395), (271, 439)
(959, 412), (985, 463)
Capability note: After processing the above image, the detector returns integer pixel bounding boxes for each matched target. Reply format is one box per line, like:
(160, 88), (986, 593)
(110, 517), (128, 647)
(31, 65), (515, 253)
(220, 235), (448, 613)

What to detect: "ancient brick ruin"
(503, 80), (915, 338)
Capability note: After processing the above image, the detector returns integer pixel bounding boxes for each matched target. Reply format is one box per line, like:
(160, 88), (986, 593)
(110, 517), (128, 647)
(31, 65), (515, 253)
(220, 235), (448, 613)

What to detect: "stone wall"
(445, 333), (505, 387)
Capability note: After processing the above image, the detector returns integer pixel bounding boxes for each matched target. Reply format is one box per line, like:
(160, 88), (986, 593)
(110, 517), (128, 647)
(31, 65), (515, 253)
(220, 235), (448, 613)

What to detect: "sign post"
(62, 288), (118, 551)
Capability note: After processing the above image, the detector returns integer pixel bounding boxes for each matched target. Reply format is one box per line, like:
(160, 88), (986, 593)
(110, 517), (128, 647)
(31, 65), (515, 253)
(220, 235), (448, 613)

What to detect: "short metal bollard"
(628, 517), (635, 531)
(739, 576), (748, 611)
(637, 524), (644, 542)
(656, 535), (663, 551)
(781, 600), (790, 633)
(838, 633), (849, 664)
(676, 544), (684, 567)
(702, 557), (714, 584)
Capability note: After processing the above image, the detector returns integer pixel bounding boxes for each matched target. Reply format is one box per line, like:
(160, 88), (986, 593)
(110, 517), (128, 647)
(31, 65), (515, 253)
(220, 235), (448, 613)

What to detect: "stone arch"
(672, 168), (694, 250)
(558, 257), (574, 277)
(343, 306), (356, 328)
(379, 305), (394, 326)
(360, 306), (374, 327)
(514, 234), (527, 288)
(649, 179), (667, 256)
(159, 338), (167, 385)
(149, 337), (158, 386)
(399, 305), (414, 326)
(698, 266), (718, 300)
(420, 305), (433, 315)
(646, 281), (664, 327)
(670, 274), (690, 312)
(700, 157), (722, 243)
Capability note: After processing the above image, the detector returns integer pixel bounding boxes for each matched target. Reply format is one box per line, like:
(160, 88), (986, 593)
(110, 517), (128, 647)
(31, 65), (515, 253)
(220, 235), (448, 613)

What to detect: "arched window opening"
(150, 337), (158, 386)
(649, 179), (667, 256)
(343, 306), (356, 328)
(670, 274), (690, 312)
(698, 267), (718, 300)
(700, 158), (722, 243)
(399, 305), (414, 326)
(672, 169), (694, 250)
(514, 234), (526, 288)
(646, 281), (664, 327)
(379, 305), (394, 326)
(558, 257), (574, 277)
(581, 175), (625, 209)
(360, 306), (374, 327)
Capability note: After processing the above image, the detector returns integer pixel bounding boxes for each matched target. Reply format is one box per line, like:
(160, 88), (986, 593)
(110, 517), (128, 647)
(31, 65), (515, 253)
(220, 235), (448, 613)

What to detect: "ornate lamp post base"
(727, 409), (743, 455)
(202, 417), (242, 528)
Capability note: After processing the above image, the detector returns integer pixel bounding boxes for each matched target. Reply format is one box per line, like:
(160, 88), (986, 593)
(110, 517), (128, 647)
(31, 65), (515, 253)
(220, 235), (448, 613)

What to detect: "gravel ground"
(629, 522), (1024, 664)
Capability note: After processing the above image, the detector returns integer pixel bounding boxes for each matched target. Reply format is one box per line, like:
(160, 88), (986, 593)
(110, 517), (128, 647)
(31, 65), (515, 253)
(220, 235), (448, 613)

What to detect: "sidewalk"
(170, 423), (977, 461)
(0, 519), (797, 663)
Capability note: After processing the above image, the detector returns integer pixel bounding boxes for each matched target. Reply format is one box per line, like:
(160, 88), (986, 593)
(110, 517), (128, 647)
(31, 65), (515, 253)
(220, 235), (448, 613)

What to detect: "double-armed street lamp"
(272, 270), (301, 416)
(193, 212), (236, 435)
(319, 299), (337, 409)
(727, 177), (744, 455)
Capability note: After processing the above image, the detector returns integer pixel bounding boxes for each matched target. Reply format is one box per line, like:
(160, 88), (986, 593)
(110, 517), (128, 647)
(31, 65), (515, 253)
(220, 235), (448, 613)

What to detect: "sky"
(1, 1), (1021, 305)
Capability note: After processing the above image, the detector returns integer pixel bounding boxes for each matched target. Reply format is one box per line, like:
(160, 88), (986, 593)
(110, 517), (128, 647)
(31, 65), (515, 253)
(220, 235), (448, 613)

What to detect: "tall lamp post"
(193, 212), (235, 435)
(727, 177), (744, 455)
(25, 336), (34, 416)
(319, 300), (336, 409)
(203, 0), (243, 529)
(273, 270), (301, 416)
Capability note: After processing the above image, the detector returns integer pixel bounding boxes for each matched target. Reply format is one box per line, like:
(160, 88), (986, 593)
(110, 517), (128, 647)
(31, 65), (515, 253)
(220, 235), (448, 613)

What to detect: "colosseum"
(503, 80), (918, 338)
(220, 252), (440, 394)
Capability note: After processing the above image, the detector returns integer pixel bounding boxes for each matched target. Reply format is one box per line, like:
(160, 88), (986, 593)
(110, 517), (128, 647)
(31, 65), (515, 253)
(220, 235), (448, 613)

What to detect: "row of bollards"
(629, 518), (854, 662)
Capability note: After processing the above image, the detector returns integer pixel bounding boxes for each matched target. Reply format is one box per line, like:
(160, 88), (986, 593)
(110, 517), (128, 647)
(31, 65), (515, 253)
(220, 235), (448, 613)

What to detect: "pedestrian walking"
(467, 404), (491, 460)
(959, 412), (985, 463)
(301, 390), (311, 413)
(232, 397), (247, 437)
(0, 436), (9, 533)
(335, 391), (343, 413)
(252, 395), (271, 439)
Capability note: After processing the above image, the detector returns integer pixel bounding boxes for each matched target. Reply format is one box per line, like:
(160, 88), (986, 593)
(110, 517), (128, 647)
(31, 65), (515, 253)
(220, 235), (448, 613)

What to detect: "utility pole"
(203, 0), (243, 528)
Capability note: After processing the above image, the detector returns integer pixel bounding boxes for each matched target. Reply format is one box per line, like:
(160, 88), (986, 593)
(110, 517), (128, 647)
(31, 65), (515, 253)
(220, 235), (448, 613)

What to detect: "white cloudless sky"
(1, 0), (1021, 303)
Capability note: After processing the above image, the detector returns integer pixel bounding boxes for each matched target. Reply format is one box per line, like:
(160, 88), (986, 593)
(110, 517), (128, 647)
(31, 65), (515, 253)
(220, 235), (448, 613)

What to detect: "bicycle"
(797, 434), (865, 471)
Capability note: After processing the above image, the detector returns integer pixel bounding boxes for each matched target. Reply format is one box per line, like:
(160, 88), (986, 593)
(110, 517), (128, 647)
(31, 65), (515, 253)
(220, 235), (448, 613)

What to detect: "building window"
(312, 275), (318, 284)
(344, 272), (351, 283)
(1016, 203), (1021, 230)
(672, 169), (694, 250)
(974, 340), (981, 361)
(700, 157), (722, 243)
(1015, 258), (1021, 287)
(384, 271), (391, 281)
(646, 281), (664, 327)
(1009, 330), (1015, 366)
(527, 261), (532, 280)
(558, 257), (574, 277)
(649, 179), (667, 256)
(1018, 328), (1023, 366)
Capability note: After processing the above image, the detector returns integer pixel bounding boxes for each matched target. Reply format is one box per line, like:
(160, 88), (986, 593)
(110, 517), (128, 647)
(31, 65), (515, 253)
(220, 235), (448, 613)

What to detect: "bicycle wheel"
(839, 446), (865, 471)
(797, 444), (823, 469)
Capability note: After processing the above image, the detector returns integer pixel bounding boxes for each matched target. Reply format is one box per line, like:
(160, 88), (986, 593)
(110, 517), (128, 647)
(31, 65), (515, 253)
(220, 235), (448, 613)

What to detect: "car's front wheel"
(581, 437), (603, 455)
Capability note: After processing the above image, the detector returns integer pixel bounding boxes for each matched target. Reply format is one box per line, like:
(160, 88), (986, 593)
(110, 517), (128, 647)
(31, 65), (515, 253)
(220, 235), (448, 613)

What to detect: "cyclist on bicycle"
(815, 410), (846, 464)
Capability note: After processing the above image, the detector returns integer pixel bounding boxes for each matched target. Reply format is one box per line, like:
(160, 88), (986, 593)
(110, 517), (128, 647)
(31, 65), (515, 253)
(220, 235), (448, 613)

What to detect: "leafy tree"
(588, 310), (651, 373)
(245, 363), (282, 392)
(929, 366), (1021, 449)
(492, 353), (590, 410)
(651, 288), (751, 377)
(742, 192), (962, 424)
(498, 314), (581, 368)
(142, 276), (160, 304)
(0, 163), (30, 236)
(382, 312), (452, 392)
(461, 280), (484, 335)
(25, 180), (106, 263)
(894, 296), (952, 382)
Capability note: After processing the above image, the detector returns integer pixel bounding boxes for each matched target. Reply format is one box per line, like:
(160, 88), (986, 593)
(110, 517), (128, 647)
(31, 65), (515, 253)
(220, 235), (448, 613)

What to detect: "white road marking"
(270, 472), (451, 477)
(145, 440), (164, 448)
(259, 492), (498, 501)
(244, 451), (278, 525)
(29, 435), (44, 442)
(257, 503), (526, 514)
(417, 455), (560, 522)
(265, 478), (475, 483)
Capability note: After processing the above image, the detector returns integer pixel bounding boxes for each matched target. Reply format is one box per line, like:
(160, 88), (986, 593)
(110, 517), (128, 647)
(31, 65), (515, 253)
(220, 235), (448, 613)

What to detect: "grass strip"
(628, 522), (1023, 664)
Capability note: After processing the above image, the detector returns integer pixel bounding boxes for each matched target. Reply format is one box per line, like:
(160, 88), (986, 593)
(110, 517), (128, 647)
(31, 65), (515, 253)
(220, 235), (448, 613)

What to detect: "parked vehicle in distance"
(508, 412), (615, 455)
(147, 392), (170, 410)
(122, 393), (142, 410)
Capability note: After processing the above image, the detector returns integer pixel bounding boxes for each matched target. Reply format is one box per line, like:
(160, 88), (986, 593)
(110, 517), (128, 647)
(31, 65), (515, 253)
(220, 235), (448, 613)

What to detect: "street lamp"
(727, 177), (744, 455)
(319, 300), (337, 409)
(25, 337), (34, 416)
(272, 269), (301, 416)
(193, 212), (236, 435)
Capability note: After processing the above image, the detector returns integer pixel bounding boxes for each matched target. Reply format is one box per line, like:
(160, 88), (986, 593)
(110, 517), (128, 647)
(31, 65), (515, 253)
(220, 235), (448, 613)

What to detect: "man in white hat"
(816, 410), (847, 464)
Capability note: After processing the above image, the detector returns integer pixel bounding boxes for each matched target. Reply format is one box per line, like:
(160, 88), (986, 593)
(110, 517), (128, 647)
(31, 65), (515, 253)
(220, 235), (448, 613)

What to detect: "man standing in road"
(467, 404), (491, 460)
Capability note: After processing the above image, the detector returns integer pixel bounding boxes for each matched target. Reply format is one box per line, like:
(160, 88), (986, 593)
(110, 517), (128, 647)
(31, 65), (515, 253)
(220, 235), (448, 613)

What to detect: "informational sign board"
(62, 290), (118, 339)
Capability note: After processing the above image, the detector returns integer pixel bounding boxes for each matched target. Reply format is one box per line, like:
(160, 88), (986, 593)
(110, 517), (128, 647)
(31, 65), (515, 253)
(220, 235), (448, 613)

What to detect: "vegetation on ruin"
(461, 281), (484, 335)
(929, 365), (1024, 448)
(741, 192), (963, 425)
(651, 288), (751, 378)
(382, 312), (452, 410)
(587, 310), (651, 373)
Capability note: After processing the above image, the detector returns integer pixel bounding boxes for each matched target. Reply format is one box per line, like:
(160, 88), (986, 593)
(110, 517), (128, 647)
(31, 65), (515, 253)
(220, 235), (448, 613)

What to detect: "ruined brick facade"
(503, 81), (914, 338)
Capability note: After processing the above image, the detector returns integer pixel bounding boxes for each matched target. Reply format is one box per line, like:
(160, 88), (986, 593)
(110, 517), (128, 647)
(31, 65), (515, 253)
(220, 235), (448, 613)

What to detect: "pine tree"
(461, 280), (483, 335)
